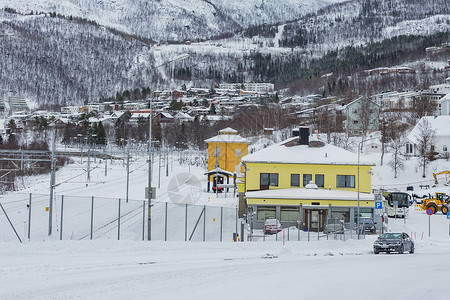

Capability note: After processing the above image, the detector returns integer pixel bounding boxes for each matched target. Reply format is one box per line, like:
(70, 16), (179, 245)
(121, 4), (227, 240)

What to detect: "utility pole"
(48, 132), (56, 236)
(126, 141), (130, 203)
(148, 94), (153, 241)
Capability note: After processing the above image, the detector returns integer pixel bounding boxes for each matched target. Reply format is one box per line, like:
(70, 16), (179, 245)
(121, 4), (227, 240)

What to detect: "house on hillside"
(239, 127), (376, 232)
(174, 111), (194, 123)
(345, 97), (380, 136)
(406, 116), (450, 156)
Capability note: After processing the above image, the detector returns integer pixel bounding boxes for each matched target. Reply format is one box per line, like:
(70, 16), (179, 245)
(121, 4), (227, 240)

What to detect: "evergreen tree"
(97, 121), (107, 145)
(209, 103), (216, 115)
(7, 119), (16, 131)
(62, 124), (70, 144)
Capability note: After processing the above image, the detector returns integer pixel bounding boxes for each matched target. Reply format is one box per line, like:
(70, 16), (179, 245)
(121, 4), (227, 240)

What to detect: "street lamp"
(147, 53), (190, 241)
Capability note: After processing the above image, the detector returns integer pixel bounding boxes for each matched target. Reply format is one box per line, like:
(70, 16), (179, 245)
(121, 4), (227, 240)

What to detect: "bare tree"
(388, 133), (405, 178)
(409, 95), (438, 122)
(379, 114), (388, 166)
(415, 118), (436, 178)
(356, 97), (379, 148)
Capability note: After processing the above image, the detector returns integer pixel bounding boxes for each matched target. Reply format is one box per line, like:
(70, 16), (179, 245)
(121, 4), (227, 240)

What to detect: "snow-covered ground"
(2, 143), (450, 299)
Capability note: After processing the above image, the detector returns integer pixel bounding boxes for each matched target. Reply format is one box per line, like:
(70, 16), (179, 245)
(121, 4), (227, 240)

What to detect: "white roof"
(407, 116), (450, 144)
(205, 134), (250, 144)
(130, 112), (150, 119)
(242, 137), (374, 166)
(246, 188), (374, 201)
(219, 127), (237, 134)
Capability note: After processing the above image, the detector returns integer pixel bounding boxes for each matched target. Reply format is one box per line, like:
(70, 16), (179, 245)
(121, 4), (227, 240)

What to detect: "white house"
(429, 84), (450, 95)
(438, 93), (450, 115)
(174, 112), (194, 123)
(406, 116), (450, 156)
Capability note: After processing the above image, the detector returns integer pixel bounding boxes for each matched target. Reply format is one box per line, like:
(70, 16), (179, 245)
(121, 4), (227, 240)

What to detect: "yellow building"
(240, 128), (376, 231)
(205, 127), (250, 174)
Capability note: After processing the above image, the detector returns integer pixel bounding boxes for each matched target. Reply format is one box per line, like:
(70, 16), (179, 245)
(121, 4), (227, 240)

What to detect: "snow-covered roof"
(242, 137), (374, 166)
(407, 116), (450, 144)
(219, 127), (237, 134)
(205, 133), (250, 144)
(130, 112), (150, 119)
(202, 115), (232, 121)
(174, 112), (193, 119)
(204, 167), (234, 176)
(246, 188), (374, 201)
(438, 93), (450, 103)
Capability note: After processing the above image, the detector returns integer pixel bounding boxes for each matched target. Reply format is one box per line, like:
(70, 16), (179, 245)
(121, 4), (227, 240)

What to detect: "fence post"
(142, 200), (145, 241)
(263, 211), (266, 242)
(60, 195), (64, 241)
(165, 202), (168, 241)
(118, 198), (121, 240)
(235, 206), (238, 237)
(90, 196), (94, 240)
(288, 213), (290, 241)
(185, 204), (188, 242)
(203, 205), (206, 242)
(298, 205), (301, 241)
(220, 207), (223, 242)
(318, 212), (320, 241)
(28, 193), (32, 241)
(308, 210), (311, 242)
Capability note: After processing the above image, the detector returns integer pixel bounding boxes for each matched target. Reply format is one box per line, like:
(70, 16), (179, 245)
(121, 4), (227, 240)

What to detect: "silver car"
(373, 232), (414, 254)
(323, 218), (345, 234)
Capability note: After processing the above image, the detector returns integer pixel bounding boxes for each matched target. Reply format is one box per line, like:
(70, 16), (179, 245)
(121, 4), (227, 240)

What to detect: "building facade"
(240, 128), (376, 231)
(346, 97), (380, 136)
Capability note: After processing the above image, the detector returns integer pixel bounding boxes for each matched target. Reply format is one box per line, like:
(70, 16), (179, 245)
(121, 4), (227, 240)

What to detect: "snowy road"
(1, 239), (449, 300)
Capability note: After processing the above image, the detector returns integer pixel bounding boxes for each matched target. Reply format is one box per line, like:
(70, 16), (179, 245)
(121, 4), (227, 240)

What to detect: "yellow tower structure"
(205, 127), (250, 173)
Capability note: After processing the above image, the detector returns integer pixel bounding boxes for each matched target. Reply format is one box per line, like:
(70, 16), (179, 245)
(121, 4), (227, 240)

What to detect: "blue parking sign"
(375, 201), (383, 209)
(447, 212), (450, 219)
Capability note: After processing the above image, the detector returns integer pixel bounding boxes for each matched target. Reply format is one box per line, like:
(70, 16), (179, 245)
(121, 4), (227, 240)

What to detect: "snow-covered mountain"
(0, 0), (345, 41)
(0, 0), (448, 105)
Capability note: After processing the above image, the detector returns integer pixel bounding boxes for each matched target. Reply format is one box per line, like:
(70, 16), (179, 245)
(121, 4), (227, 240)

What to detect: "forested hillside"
(0, 0), (448, 105)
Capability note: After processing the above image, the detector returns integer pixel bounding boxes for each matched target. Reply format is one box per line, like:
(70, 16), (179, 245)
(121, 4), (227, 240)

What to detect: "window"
(444, 145), (448, 152)
(353, 109), (358, 114)
(315, 174), (324, 188)
(260, 173), (278, 187)
(337, 175), (355, 188)
(331, 208), (350, 223)
(257, 206), (276, 221)
(303, 174), (312, 187)
(280, 207), (299, 221)
(235, 148), (241, 157)
(353, 120), (359, 124)
(291, 174), (300, 187)
(406, 143), (413, 154)
(354, 208), (373, 223)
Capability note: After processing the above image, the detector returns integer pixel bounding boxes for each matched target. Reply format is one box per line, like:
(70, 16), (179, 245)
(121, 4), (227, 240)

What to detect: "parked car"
(264, 218), (282, 234)
(373, 232), (414, 254)
(358, 217), (376, 234)
(323, 218), (345, 234)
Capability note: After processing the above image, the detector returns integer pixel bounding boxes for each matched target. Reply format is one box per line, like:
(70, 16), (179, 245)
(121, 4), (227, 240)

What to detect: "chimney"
(299, 126), (309, 145)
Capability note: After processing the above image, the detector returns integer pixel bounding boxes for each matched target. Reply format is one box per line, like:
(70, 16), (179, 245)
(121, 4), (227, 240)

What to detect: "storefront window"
(280, 207), (299, 221)
(257, 206), (276, 221)
(331, 208), (350, 223)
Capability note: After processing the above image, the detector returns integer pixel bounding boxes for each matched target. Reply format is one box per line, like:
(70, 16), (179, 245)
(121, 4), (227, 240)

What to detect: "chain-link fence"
(0, 193), (240, 243)
(1, 193), (370, 243)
